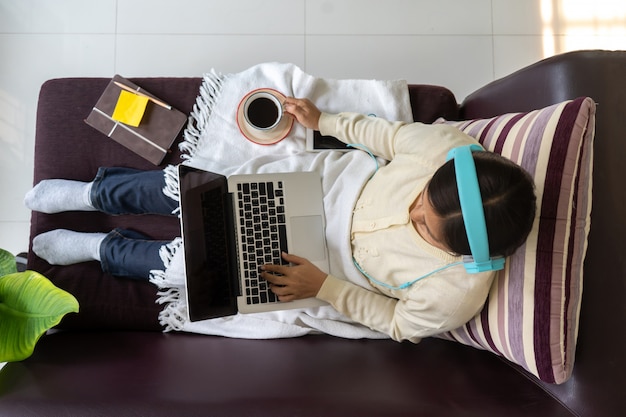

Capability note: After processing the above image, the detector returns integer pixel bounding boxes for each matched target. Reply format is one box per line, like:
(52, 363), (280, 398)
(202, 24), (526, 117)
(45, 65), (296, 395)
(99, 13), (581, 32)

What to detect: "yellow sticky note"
(112, 90), (149, 127)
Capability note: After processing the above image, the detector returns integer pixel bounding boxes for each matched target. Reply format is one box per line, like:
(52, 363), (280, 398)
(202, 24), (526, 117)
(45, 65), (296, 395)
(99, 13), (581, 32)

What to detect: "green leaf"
(0, 248), (17, 277)
(0, 270), (79, 362)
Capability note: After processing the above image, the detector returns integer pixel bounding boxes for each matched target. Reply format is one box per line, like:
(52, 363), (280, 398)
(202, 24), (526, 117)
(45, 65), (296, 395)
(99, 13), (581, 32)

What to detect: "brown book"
(85, 74), (187, 165)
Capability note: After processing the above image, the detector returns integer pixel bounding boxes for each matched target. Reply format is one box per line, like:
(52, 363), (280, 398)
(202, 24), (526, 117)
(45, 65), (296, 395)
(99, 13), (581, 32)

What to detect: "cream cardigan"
(316, 112), (496, 343)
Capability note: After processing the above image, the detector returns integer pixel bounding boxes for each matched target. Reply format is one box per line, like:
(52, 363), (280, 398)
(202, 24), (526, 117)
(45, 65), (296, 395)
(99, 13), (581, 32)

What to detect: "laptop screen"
(179, 166), (238, 321)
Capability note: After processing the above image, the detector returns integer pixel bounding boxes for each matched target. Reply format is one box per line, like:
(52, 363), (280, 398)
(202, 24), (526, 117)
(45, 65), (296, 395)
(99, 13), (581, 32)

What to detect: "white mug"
(243, 91), (283, 131)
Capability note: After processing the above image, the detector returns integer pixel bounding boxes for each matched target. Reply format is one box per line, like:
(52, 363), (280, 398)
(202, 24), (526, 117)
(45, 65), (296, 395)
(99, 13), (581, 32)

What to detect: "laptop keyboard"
(236, 180), (289, 305)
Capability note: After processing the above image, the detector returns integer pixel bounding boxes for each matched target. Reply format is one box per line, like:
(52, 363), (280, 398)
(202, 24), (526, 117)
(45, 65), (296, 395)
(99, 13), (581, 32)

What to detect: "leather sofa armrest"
(460, 50), (626, 417)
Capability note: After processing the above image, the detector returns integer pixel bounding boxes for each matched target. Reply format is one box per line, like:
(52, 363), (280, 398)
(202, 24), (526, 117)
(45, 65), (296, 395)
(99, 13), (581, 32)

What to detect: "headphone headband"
(446, 145), (505, 273)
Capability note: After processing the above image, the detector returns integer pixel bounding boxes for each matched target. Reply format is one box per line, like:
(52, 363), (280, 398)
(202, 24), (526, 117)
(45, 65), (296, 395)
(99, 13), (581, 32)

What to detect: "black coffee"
(247, 97), (279, 129)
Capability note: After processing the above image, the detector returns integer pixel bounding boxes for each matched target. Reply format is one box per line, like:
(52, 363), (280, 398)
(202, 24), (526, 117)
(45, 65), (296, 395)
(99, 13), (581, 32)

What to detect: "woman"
(26, 97), (536, 342)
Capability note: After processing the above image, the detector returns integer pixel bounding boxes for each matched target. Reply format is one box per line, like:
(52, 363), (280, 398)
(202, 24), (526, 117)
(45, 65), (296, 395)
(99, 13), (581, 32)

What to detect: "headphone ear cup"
(462, 255), (505, 273)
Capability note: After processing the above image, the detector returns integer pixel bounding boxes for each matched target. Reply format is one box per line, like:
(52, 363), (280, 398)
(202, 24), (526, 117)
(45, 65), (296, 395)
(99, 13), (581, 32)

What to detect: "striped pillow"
(434, 97), (595, 384)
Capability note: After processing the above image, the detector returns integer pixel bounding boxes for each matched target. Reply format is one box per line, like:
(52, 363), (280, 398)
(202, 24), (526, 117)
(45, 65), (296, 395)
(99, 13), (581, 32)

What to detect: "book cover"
(85, 74), (187, 165)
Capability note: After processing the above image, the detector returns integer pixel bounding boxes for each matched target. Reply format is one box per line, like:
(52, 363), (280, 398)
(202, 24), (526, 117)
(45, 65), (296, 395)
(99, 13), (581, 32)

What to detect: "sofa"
(0, 50), (624, 416)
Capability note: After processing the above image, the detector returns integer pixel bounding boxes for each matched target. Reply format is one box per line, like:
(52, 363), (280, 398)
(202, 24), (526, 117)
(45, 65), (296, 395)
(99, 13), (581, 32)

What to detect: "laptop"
(177, 165), (329, 321)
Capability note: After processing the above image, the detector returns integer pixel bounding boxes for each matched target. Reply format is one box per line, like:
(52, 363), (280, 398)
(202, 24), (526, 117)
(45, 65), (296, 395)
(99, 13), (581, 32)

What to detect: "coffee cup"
(243, 91), (283, 131)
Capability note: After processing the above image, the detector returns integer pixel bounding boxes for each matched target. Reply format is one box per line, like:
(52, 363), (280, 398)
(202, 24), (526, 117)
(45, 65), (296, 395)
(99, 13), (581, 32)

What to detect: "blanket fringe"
(179, 69), (228, 159)
(160, 237), (181, 269)
(149, 237), (187, 331)
(150, 70), (228, 332)
(162, 164), (180, 215)
(149, 237), (182, 288)
(156, 291), (188, 332)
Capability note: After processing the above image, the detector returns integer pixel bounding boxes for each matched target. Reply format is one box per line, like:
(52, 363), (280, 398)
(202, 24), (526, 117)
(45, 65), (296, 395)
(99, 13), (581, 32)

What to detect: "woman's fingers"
(282, 97), (321, 130)
(259, 252), (327, 301)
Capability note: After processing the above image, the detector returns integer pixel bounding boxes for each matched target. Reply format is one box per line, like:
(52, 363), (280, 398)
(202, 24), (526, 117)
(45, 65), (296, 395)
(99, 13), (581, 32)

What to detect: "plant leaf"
(0, 271), (79, 362)
(0, 248), (17, 277)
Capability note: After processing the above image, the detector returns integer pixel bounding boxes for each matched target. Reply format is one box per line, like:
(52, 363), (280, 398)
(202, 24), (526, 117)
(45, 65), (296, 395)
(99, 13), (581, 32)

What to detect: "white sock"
(32, 229), (105, 265)
(24, 179), (96, 214)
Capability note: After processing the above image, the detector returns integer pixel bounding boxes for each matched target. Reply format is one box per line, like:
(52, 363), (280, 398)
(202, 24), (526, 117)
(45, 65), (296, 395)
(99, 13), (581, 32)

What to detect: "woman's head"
(427, 151), (537, 257)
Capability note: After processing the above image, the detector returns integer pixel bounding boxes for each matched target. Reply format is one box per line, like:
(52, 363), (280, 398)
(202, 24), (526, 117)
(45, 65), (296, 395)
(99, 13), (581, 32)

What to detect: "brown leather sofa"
(1, 50), (624, 416)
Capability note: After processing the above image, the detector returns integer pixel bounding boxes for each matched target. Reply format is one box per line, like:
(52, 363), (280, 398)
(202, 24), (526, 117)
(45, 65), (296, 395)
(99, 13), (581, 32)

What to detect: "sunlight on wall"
(542, 0), (626, 56)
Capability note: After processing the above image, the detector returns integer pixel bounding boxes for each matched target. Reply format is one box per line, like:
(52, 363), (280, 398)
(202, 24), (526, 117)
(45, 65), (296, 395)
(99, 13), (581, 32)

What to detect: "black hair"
(427, 151), (537, 257)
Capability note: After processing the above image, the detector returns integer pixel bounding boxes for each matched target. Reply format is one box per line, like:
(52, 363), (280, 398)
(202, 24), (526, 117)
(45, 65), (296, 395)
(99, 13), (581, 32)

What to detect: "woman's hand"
(260, 252), (327, 302)
(283, 97), (321, 130)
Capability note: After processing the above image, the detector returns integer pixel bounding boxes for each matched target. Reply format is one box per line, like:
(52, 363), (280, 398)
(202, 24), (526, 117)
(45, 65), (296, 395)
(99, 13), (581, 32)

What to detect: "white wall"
(1, 0), (625, 255)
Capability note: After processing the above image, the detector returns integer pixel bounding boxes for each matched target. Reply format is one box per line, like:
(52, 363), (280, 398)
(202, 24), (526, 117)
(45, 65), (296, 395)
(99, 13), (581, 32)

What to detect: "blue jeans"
(90, 167), (178, 280)
(90, 167), (177, 215)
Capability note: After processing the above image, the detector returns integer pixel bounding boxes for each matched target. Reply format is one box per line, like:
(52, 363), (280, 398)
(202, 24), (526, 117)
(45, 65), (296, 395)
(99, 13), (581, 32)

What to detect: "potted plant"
(0, 248), (79, 362)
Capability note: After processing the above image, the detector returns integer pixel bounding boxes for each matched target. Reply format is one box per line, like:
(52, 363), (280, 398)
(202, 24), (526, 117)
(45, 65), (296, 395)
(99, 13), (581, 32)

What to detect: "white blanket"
(151, 62), (413, 339)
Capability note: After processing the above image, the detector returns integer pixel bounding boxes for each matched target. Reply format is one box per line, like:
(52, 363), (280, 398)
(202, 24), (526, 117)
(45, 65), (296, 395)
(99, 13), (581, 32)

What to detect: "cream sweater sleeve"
(318, 112), (407, 160)
(318, 111), (478, 163)
(317, 272), (493, 343)
(317, 275), (405, 340)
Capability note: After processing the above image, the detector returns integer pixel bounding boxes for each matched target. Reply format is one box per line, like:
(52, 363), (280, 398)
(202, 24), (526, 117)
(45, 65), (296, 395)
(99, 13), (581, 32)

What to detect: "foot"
(32, 229), (105, 265)
(24, 179), (95, 214)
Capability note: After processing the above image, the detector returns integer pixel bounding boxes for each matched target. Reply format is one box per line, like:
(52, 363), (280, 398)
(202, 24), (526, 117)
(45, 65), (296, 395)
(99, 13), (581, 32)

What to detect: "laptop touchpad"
(290, 215), (326, 261)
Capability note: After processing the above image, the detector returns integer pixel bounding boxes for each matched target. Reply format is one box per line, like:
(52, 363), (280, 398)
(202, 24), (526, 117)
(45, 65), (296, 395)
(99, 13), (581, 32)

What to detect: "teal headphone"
(351, 143), (504, 291)
(446, 144), (505, 273)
